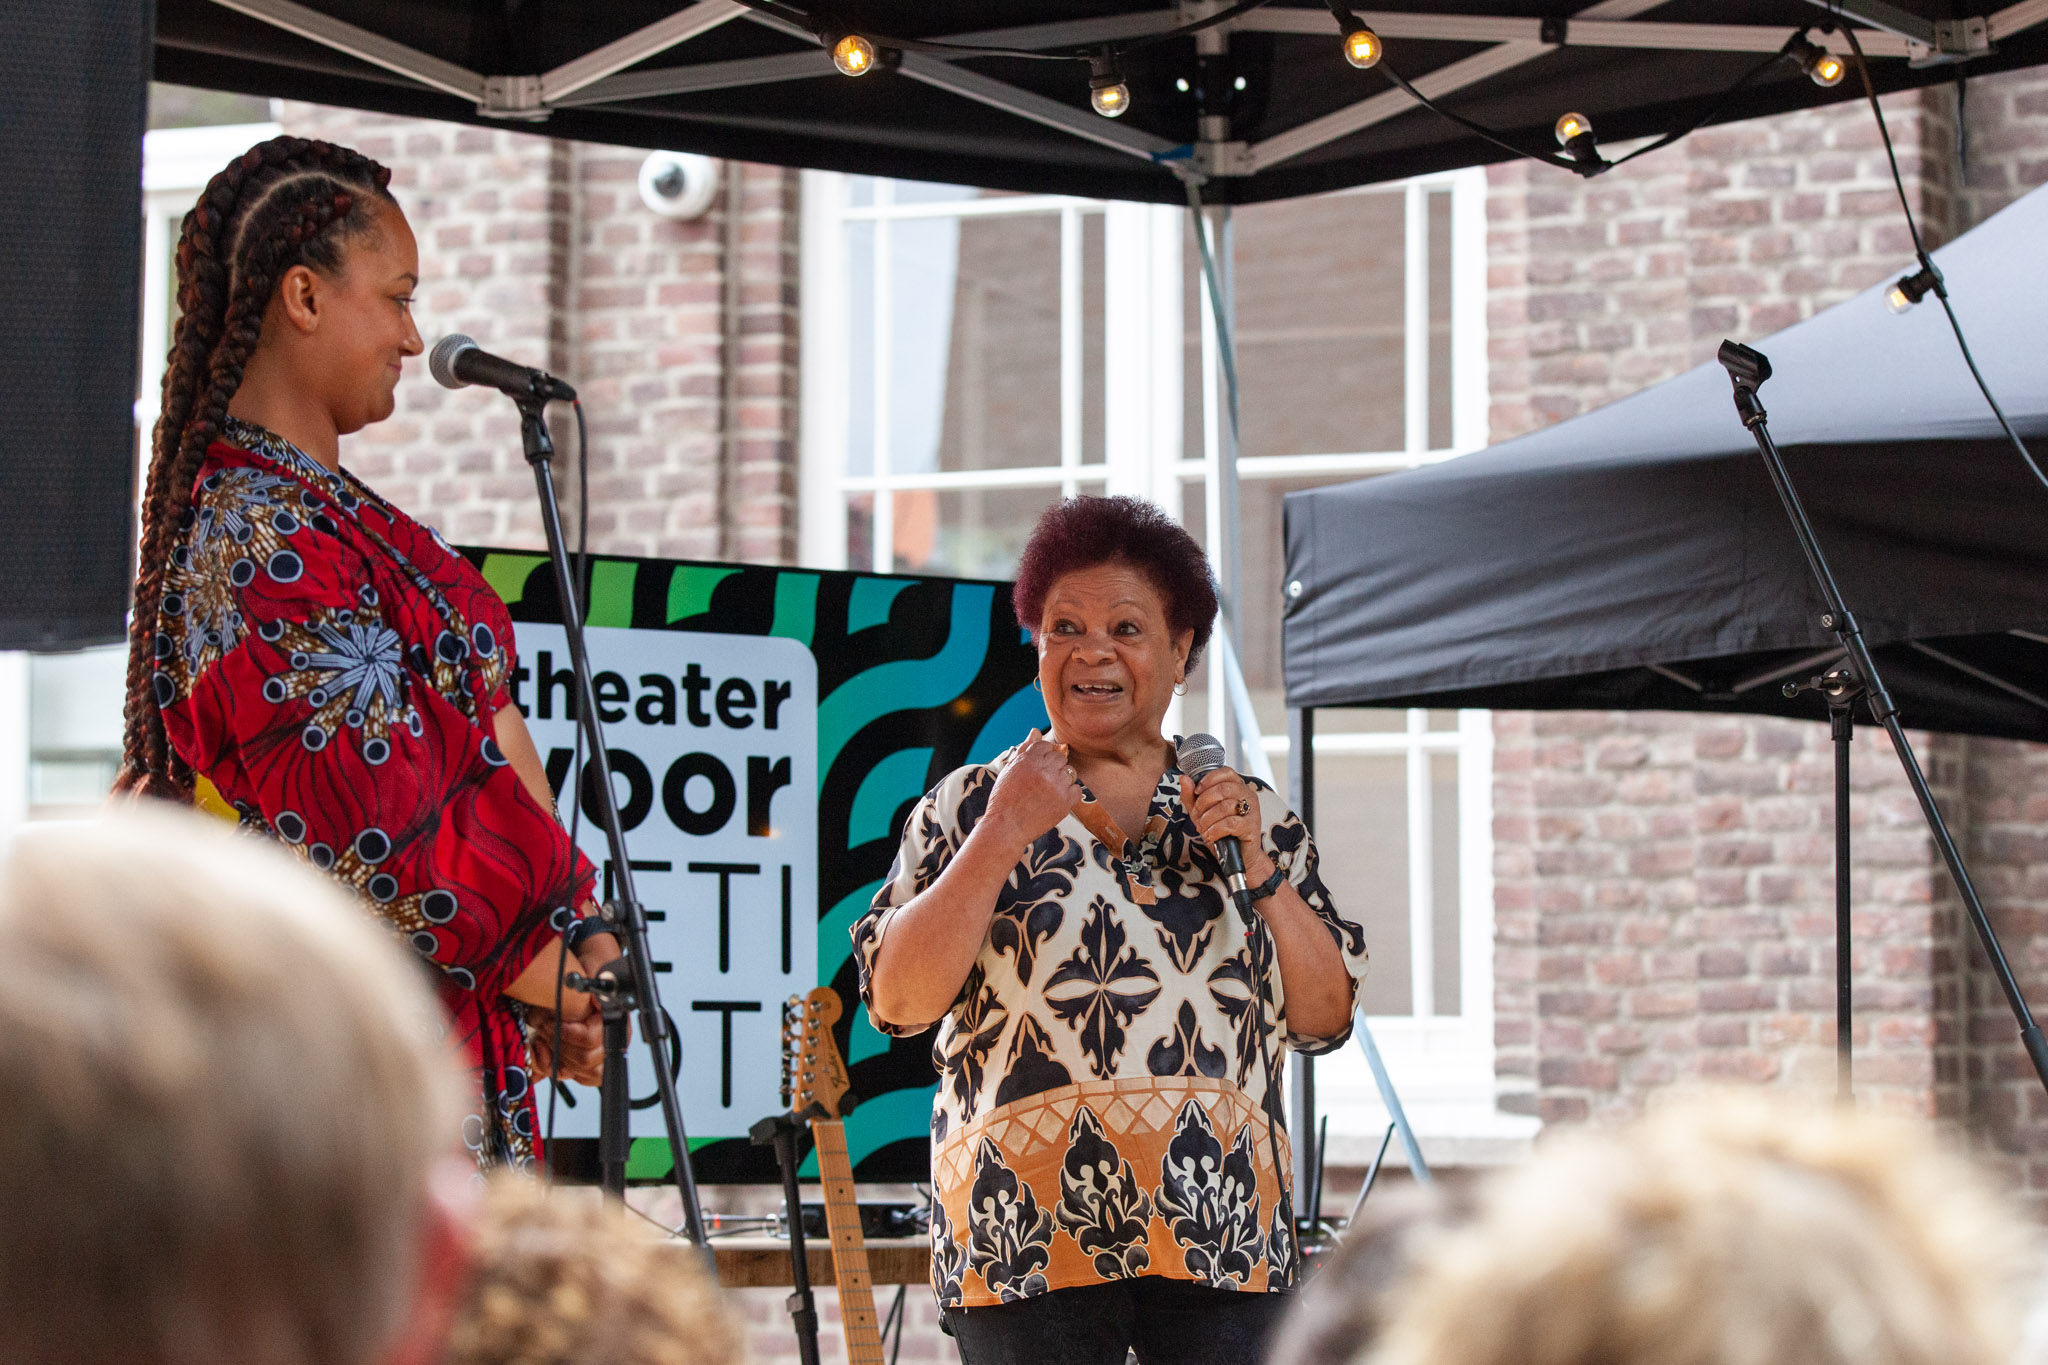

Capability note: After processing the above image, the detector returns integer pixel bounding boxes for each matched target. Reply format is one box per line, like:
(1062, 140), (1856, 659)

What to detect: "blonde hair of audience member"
(1365, 1089), (2030, 1365)
(440, 1177), (741, 1365)
(0, 808), (470, 1365)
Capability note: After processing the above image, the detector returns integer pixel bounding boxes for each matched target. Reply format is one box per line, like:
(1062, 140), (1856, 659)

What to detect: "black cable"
(1839, 26), (2048, 494)
(1602, 44), (1795, 171)
(1375, 38), (1793, 180)
(545, 399), (594, 1161)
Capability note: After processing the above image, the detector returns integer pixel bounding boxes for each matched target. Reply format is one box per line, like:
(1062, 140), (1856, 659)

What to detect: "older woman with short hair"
(853, 495), (1369, 1365)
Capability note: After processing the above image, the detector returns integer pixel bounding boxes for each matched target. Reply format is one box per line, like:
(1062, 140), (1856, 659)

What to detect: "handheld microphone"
(1176, 732), (1256, 927)
(429, 333), (577, 401)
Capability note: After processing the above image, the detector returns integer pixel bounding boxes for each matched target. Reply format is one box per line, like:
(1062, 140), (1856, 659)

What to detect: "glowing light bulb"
(1088, 53), (1130, 118)
(1555, 111), (1592, 147)
(1884, 283), (1915, 314)
(1786, 33), (1847, 89)
(1091, 80), (1131, 117)
(1342, 22), (1382, 69)
(1885, 261), (1942, 313)
(832, 33), (876, 77)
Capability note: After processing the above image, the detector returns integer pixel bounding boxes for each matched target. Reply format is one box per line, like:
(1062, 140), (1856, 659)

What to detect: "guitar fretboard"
(811, 1118), (885, 1365)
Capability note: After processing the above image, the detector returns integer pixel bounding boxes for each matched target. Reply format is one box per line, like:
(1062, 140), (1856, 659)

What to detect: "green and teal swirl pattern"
(467, 547), (1044, 1184)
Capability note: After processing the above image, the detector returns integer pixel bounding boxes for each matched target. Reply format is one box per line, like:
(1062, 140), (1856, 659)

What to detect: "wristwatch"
(1246, 866), (1287, 903)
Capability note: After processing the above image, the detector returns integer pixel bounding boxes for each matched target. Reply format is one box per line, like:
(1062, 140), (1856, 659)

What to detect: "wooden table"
(709, 1236), (930, 1288)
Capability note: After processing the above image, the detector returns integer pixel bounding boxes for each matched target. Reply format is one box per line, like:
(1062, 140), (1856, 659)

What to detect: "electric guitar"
(783, 987), (885, 1365)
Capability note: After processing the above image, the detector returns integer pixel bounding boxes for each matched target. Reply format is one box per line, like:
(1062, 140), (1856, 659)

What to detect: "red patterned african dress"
(152, 415), (595, 1168)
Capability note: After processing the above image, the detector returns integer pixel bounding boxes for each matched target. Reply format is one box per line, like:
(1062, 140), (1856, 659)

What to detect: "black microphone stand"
(1781, 666), (1864, 1103)
(508, 385), (714, 1253)
(1717, 340), (2048, 1097)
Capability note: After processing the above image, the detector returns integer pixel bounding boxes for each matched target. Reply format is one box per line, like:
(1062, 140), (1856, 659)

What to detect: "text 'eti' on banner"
(518, 624), (818, 1138)
(465, 548), (1044, 1183)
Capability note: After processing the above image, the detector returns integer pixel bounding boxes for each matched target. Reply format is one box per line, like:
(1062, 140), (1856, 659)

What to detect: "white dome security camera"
(637, 150), (719, 220)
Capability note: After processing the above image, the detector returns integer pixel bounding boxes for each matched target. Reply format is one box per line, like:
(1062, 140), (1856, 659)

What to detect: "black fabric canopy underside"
(1282, 181), (2048, 740)
(156, 0), (2048, 204)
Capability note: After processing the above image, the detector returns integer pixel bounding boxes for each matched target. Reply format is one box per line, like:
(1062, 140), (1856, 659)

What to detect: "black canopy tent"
(1280, 180), (2048, 739)
(156, 0), (2048, 205)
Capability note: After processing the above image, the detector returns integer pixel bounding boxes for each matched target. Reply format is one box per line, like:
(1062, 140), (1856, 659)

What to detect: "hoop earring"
(1032, 677), (1044, 693)
(1173, 679), (1188, 696)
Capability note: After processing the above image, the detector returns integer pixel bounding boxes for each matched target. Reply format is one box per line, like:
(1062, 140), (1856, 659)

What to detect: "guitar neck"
(811, 1118), (885, 1365)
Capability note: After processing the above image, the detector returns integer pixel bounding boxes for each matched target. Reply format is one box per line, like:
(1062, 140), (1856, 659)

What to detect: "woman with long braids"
(116, 135), (617, 1169)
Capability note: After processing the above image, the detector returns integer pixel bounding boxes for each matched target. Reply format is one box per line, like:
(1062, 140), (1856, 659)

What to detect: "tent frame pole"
(1718, 339), (2048, 1097)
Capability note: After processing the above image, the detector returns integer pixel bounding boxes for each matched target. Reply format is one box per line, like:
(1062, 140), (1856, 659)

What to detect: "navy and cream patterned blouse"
(851, 738), (1368, 1309)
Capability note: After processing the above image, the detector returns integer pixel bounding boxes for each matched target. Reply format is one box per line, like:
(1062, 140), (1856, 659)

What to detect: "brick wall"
(274, 104), (801, 561)
(1485, 69), (2048, 1210)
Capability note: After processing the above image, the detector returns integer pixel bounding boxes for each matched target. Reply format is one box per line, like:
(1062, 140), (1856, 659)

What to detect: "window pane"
(1082, 211), (1106, 465)
(885, 217), (962, 478)
(892, 484), (1081, 581)
(1432, 750), (1462, 1015)
(933, 215), (1064, 472)
(1427, 187), (1454, 451)
(845, 221), (876, 477)
(1319, 754), (1410, 1016)
(1229, 191), (1409, 458)
(845, 493), (874, 572)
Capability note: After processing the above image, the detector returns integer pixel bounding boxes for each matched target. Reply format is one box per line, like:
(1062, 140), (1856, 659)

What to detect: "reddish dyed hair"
(1013, 496), (1219, 665)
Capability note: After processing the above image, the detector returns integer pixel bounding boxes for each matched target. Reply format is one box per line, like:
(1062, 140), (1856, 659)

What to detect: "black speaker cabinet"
(0, 0), (153, 649)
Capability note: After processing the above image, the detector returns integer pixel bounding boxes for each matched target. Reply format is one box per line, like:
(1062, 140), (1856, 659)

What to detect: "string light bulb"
(1554, 111), (1593, 147)
(1885, 259), (1944, 314)
(831, 33), (877, 77)
(1089, 52), (1131, 118)
(1785, 33), (1846, 88)
(1341, 20), (1383, 69)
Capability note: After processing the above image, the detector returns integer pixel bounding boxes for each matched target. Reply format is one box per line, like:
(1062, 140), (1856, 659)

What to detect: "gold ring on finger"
(1235, 797), (1251, 816)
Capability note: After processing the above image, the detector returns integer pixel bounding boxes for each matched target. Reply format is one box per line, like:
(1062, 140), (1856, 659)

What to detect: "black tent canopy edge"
(154, 1), (2048, 205)
(1279, 180), (2048, 743)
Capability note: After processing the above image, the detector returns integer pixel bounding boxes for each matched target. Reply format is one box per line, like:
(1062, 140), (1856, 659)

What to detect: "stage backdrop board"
(463, 546), (1045, 1184)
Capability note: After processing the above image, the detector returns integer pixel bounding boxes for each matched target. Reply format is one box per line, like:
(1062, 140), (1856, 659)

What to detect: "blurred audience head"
(1364, 1088), (2030, 1365)
(1266, 1183), (1472, 1365)
(440, 1178), (741, 1365)
(0, 808), (467, 1365)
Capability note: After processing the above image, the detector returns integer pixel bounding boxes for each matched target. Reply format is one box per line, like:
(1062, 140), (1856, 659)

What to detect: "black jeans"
(943, 1279), (1292, 1365)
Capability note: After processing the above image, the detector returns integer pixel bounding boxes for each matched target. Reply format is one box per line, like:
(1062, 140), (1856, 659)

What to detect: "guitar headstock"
(781, 987), (853, 1120)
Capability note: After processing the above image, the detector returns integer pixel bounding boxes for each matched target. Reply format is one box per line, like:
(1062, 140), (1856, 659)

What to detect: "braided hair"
(115, 136), (397, 801)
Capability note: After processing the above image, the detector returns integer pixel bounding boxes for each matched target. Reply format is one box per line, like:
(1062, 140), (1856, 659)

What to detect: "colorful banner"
(466, 547), (1044, 1183)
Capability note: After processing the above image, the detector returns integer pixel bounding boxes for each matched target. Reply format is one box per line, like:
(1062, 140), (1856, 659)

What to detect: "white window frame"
(799, 168), (1530, 1159)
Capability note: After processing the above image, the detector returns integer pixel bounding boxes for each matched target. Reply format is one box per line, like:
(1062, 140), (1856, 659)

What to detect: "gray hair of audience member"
(1265, 1184), (1472, 1365)
(440, 1177), (742, 1365)
(1363, 1088), (2032, 1365)
(0, 808), (466, 1365)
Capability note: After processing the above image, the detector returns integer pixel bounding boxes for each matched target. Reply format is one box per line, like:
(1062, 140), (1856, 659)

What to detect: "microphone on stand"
(1176, 732), (1257, 927)
(429, 333), (577, 401)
